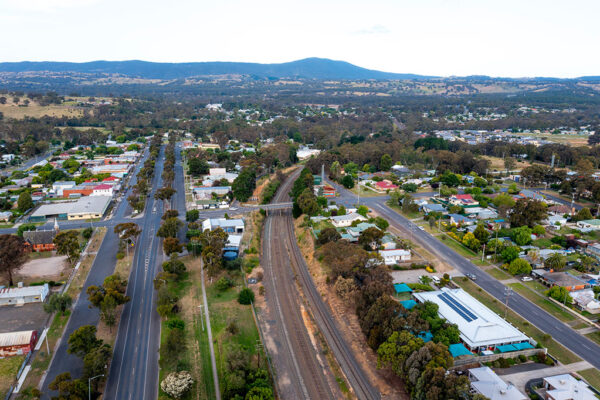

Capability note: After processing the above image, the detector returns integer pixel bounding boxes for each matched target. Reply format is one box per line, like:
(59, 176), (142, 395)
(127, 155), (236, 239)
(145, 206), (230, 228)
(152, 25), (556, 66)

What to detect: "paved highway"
(104, 145), (167, 400)
(328, 181), (600, 370)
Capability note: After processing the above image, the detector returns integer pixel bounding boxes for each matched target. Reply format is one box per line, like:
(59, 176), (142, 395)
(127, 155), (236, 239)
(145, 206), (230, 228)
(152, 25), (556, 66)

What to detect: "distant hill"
(0, 58), (432, 81)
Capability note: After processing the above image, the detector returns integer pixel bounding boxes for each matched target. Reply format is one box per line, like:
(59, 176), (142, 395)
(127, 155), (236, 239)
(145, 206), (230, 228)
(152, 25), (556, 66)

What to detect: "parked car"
(521, 276), (533, 282)
(466, 273), (477, 280)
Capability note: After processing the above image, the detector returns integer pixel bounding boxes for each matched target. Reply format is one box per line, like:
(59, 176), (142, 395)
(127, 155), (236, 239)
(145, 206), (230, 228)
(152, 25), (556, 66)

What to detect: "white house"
(379, 249), (411, 265)
(570, 289), (600, 314)
(546, 214), (568, 227)
(202, 218), (244, 234)
(91, 184), (114, 197)
(193, 186), (231, 200)
(1, 154), (15, 162)
(577, 220), (600, 231)
(542, 374), (596, 400)
(468, 367), (527, 400)
(296, 146), (321, 160)
(330, 213), (367, 228)
(52, 181), (76, 196)
(0, 283), (49, 306)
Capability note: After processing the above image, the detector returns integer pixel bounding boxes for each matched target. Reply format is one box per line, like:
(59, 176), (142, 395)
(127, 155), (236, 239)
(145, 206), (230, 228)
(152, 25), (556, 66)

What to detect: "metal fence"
(452, 347), (546, 367)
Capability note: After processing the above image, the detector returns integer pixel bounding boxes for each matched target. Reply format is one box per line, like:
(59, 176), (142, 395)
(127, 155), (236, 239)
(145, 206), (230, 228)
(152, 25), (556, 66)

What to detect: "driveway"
(391, 268), (463, 284)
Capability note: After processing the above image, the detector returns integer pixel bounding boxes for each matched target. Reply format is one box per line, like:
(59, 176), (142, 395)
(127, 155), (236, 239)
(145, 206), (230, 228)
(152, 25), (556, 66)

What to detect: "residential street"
(327, 179), (600, 370)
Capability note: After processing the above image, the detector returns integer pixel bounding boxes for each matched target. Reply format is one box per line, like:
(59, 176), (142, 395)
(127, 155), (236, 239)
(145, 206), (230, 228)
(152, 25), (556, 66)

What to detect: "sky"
(0, 0), (598, 78)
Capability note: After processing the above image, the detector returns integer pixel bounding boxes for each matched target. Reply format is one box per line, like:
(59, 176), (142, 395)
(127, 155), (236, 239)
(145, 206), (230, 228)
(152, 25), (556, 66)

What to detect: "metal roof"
(0, 331), (35, 347)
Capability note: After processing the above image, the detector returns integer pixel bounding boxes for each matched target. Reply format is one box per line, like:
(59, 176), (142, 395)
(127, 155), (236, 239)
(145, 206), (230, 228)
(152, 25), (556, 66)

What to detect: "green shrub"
(238, 288), (255, 305)
(82, 227), (93, 239)
(166, 318), (185, 330)
(216, 276), (234, 291)
(116, 252), (125, 260)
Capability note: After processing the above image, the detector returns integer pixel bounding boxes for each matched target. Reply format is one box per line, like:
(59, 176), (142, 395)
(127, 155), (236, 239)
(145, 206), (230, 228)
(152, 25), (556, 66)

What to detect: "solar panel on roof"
(438, 292), (478, 322)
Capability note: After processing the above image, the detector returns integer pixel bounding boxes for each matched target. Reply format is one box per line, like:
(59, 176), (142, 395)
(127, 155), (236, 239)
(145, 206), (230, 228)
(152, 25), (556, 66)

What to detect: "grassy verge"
(508, 283), (575, 323)
(206, 272), (262, 379)
(523, 280), (549, 293)
(572, 322), (590, 330)
(158, 266), (193, 400)
(0, 355), (26, 396)
(487, 267), (513, 281)
(585, 331), (600, 346)
(96, 250), (134, 347)
(455, 278), (581, 364)
(578, 368), (600, 391)
(436, 234), (479, 259)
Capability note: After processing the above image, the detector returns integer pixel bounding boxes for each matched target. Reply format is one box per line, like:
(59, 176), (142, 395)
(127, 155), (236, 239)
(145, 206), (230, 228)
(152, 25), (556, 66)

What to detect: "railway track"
(262, 168), (335, 399)
(262, 169), (380, 400)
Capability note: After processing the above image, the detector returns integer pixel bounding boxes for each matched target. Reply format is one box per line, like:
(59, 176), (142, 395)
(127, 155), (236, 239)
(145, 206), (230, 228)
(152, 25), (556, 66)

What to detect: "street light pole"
(88, 374), (104, 400)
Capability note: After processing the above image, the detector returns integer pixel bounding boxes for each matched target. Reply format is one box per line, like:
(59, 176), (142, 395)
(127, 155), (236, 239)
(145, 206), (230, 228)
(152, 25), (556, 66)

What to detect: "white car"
(418, 226), (425, 231)
(521, 276), (533, 282)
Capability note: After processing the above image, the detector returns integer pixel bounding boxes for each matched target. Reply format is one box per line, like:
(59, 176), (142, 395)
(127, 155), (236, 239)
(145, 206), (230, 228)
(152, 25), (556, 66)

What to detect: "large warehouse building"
(413, 288), (531, 352)
(29, 196), (112, 222)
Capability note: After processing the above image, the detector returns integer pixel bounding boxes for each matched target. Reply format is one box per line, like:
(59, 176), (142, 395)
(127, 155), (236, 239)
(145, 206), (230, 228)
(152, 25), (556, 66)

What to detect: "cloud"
(2, 0), (102, 12)
(353, 24), (391, 35)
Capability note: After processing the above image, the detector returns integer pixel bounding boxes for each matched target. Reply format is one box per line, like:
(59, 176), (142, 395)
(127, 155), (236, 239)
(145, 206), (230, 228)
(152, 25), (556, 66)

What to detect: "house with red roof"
(449, 194), (479, 207)
(91, 184), (114, 197)
(375, 180), (398, 191)
(103, 176), (120, 183)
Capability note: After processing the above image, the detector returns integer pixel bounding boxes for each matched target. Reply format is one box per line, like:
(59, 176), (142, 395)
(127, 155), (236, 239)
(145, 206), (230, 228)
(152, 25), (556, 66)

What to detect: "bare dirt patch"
(16, 256), (68, 283)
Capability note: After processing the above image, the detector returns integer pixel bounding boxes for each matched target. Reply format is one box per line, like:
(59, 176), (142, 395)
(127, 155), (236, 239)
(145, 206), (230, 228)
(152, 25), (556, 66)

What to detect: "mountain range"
(0, 58), (432, 80)
(0, 57), (597, 82)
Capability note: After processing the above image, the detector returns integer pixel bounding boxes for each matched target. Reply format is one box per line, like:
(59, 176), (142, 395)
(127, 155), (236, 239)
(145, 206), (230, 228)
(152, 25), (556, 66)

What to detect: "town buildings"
(29, 196), (111, 222)
(0, 283), (49, 306)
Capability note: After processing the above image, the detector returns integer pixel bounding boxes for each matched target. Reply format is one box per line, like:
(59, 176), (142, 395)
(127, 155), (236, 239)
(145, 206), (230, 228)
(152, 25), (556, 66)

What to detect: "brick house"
(23, 230), (57, 252)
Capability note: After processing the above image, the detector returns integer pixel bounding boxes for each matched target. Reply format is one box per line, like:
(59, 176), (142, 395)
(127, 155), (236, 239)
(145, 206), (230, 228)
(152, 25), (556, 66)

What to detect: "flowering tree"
(160, 371), (193, 398)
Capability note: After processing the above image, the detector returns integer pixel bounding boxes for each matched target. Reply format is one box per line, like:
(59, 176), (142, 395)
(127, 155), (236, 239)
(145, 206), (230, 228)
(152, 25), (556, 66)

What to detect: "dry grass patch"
(0, 101), (83, 120)
(0, 355), (25, 395)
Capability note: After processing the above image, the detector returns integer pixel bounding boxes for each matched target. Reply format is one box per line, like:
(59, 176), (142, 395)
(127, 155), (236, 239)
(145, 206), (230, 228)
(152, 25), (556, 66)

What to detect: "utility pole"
(481, 243), (486, 262)
(571, 192), (575, 213)
(504, 287), (513, 319)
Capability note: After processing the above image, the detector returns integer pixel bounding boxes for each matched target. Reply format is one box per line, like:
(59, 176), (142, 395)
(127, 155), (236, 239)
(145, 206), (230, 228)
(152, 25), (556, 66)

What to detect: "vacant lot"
(483, 156), (531, 171)
(15, 255), (68, 284)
